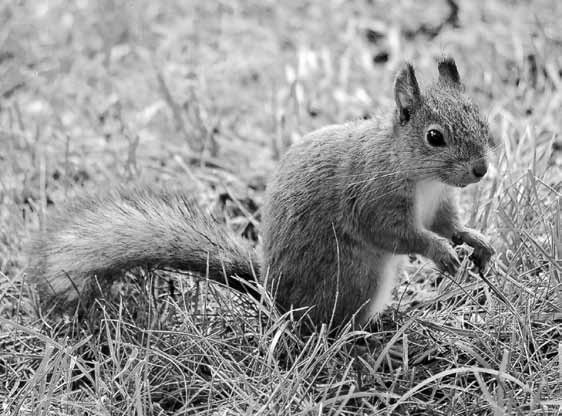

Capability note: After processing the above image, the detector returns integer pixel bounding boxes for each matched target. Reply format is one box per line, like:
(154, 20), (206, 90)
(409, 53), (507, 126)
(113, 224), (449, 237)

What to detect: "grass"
(0, 0), (560, 414)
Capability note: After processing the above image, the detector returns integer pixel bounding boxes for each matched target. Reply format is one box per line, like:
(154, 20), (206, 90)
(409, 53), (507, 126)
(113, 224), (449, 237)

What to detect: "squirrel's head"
(393, 56), (494, 187)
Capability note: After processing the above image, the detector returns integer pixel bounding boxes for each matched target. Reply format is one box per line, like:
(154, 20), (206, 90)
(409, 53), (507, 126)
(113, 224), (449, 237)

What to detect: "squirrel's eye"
(426, 129), (446, 147)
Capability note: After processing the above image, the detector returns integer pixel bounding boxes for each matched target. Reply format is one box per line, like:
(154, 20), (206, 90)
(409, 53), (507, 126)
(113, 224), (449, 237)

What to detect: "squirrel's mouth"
(442, 178), (475, 188)
(438, 175), (467, 188)
(440, 171), (484, 188)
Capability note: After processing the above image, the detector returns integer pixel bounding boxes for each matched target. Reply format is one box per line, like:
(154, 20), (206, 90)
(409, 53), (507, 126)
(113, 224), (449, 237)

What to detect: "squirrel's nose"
(471, 161), (488, 178)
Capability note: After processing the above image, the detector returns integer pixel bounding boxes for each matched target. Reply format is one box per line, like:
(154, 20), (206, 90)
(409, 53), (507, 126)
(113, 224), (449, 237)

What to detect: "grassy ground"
(0, 0), (560, 414)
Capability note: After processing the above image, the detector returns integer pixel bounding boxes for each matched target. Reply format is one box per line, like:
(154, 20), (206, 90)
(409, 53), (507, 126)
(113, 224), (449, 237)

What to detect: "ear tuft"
(394, 62), (420, 124)
(437, 55), (462, 87)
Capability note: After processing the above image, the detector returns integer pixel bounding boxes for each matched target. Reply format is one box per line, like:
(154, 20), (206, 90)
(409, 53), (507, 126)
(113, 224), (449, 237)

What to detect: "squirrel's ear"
(394, 62), (420, 124)
(437, 56), (462, 87)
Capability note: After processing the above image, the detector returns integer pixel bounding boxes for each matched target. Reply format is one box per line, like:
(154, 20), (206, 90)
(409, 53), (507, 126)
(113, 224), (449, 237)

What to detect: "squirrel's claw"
(454, 228), (495, 272)
(469, 245), (494, 272)
(451, 233), (464, 247)
(437, 245), (461, 276)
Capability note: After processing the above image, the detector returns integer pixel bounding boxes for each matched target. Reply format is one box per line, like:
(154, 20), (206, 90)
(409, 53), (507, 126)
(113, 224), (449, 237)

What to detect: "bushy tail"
(27, 186), (260, 308)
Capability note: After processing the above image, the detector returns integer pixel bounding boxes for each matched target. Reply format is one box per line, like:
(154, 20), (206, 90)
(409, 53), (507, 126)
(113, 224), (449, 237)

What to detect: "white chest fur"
(362, 180), (447, 323)
(414, 180), (446, 228)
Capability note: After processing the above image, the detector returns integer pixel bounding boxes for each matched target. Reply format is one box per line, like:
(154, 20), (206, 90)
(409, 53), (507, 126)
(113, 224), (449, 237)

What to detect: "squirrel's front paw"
(430, 239), (461, 276)
(453, 228), (495, 271)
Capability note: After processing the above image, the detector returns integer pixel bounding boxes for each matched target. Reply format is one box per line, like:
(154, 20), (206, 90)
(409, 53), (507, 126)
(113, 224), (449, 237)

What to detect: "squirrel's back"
(28, 186), (259, 307)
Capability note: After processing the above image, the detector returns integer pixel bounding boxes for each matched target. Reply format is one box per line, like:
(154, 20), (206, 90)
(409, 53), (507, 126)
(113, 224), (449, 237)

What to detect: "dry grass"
(0, 0), (560, 414)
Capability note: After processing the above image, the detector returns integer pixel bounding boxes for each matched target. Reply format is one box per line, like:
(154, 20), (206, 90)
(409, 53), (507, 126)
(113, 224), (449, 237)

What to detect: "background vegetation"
(0, 0), (560, 414)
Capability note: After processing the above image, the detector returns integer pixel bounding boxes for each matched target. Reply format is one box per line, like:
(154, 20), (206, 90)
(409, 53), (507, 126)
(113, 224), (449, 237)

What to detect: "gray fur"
(437, 56), (462, 87)
(261, 58), (494, 325)
(394, 62), (421, 124)
(28, 58), (495, 327)
(28, 186), (259, 308)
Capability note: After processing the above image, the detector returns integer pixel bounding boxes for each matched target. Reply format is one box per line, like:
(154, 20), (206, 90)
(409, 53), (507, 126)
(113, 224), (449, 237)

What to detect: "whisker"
(345, 166), (443, 186)
(333, 164), (444, 179)
(359, 170), (445, 203)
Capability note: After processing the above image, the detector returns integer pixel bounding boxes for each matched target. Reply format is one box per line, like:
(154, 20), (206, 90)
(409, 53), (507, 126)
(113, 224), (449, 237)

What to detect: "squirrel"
(27, 56), (495, 327)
